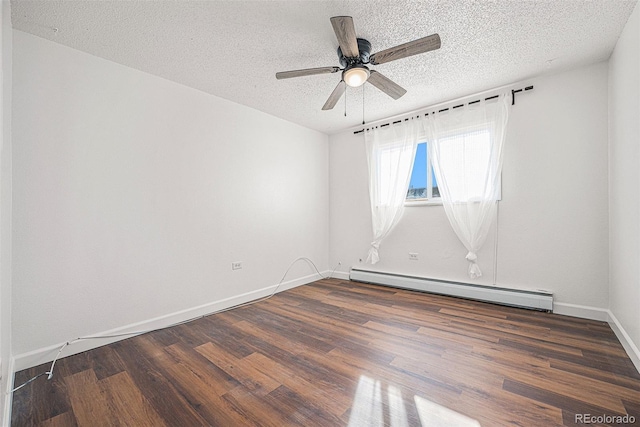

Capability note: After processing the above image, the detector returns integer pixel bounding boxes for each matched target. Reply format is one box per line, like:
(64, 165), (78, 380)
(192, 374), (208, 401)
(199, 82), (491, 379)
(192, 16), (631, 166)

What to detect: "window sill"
(405, 199), (443, 207)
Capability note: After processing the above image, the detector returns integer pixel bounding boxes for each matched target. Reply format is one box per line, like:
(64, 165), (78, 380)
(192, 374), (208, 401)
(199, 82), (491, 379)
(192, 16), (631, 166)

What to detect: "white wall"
(609, 2), (640, 363)
(0, 1), (12, 422)
(12, 30), (329, 359)
(330, 62), (610, 310)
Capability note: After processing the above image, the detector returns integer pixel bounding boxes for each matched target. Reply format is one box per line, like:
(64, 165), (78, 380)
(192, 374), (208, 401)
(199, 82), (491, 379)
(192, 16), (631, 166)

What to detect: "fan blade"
(367, 70), (406, 100)
(276, 66), (340, 80)
(322, 81), (346, 110)
(370, 34), (441, 65)
(330, 16), (359, 58)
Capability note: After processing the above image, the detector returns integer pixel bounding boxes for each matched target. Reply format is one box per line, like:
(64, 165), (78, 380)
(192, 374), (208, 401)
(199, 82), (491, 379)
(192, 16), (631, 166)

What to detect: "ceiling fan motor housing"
(338, 38), (372, 67)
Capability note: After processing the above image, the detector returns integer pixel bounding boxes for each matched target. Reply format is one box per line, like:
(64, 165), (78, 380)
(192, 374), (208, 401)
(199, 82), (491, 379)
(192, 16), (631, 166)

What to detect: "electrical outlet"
(409, 252), (419, 261)
(232, 262), (242, 270)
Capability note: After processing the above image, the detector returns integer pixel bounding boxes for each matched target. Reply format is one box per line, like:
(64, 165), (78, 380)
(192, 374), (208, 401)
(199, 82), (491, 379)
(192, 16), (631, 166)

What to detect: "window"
(406, 142), (440, 202)
(406, 128), (499, 203)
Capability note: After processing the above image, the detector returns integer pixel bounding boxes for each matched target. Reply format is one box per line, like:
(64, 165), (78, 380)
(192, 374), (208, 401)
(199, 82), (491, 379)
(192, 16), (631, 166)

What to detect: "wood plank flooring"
(11, 278), (640, 426)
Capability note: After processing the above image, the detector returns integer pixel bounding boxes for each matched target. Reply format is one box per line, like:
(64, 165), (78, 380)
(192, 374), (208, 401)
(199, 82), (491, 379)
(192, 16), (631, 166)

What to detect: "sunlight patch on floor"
(348, 375), (482, 427)
(387, 384), (409, 427)
(414, 395), (481, 426)
(348, 375), (383, 426)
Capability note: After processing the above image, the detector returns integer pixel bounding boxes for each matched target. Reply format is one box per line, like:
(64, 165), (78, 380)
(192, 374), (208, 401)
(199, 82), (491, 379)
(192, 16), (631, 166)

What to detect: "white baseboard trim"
(551, 304), (640, 374)
(13, 271), (327, 372)
(607, 310), (640, 374)
(328, 270), (350, 280)
(3, 356), (15, 427)
(552, 302), (609, 321)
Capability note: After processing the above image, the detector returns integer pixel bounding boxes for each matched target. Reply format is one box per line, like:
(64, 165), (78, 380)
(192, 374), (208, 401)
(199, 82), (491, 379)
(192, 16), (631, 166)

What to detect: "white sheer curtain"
(364, 119), (421, 264)
(425, 94), (510, 279)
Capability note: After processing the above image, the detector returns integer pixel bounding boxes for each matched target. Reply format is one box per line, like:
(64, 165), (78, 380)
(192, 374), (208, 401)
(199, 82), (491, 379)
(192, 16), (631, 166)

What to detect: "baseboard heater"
(349, 268), (553, 312)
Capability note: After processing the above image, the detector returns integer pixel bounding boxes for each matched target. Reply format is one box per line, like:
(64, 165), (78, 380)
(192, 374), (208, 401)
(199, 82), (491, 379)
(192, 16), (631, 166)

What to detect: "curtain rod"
(353, 85), (533, 135)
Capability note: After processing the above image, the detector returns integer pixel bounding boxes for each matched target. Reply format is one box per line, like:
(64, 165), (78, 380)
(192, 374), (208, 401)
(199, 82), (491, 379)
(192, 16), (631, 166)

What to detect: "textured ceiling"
(11, 0), (637, 134)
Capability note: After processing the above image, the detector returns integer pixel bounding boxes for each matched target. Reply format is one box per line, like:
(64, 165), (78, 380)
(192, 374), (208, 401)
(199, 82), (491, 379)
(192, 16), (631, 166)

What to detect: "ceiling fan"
(276, 16), (441, 110)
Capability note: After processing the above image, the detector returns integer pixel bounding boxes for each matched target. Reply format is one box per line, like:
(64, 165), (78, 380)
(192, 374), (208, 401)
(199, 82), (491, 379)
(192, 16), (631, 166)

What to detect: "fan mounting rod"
(337, 38), (372, 67)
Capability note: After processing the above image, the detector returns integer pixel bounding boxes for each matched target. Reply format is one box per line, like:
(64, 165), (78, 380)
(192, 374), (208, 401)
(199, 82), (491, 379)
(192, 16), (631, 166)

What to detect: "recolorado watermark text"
(575, 414), (636, 424)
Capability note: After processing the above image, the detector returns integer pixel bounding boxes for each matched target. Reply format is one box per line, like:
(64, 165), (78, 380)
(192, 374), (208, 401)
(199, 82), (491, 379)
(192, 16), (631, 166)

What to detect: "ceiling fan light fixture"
(343, 66), (370, 87)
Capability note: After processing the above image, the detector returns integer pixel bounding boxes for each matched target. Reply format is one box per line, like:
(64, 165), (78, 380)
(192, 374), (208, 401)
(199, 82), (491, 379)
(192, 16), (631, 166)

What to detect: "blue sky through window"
(407, 142), (439, 200)
(409, 143), (427, 189)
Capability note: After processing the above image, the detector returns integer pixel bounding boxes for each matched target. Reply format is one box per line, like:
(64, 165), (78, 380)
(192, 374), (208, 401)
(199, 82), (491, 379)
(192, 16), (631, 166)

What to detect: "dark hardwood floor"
(11, 278), (640, 426)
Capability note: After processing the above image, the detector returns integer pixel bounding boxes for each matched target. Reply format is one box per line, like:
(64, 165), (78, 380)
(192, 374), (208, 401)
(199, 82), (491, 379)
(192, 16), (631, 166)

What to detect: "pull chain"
(362, 85), (365, 125)
(344, 82), (347, 117)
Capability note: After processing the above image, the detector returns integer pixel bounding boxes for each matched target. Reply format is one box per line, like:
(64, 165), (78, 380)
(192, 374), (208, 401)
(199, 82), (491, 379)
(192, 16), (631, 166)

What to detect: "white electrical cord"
(10, 257), (338, 394)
